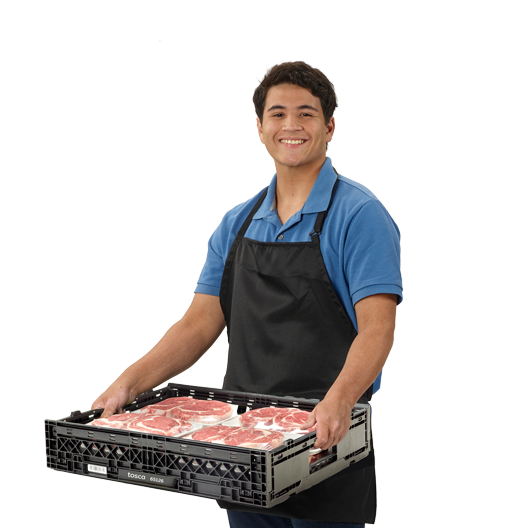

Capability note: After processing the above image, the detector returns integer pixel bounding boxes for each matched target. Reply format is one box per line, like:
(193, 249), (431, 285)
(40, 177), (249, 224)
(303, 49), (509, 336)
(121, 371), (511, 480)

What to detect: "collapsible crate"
(45, 383), (372, 508)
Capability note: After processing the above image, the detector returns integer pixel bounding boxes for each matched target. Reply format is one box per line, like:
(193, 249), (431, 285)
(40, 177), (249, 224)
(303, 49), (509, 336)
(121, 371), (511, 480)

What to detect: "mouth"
(279, 138), (308, 146)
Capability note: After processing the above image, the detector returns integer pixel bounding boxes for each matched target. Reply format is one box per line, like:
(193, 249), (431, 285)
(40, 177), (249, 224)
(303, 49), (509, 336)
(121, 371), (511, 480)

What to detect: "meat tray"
(45, 383), (372, 509)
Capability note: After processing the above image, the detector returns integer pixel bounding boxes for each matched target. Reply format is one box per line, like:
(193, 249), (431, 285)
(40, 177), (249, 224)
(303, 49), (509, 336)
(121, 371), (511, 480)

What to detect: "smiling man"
(92, 62), (402, 527)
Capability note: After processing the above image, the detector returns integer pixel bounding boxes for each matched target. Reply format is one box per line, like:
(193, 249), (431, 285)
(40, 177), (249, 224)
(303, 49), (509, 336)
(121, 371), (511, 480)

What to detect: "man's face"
(257, 83), (335, 171)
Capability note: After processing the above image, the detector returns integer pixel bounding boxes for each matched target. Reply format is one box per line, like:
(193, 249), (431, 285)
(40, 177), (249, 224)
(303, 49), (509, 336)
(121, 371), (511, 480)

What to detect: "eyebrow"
(266, 104), (320, 113)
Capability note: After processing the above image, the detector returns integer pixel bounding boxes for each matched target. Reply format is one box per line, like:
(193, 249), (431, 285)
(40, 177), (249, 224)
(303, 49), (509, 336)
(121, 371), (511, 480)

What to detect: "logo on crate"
(127, 472), (146, 480)
(118, 468), (175, 488)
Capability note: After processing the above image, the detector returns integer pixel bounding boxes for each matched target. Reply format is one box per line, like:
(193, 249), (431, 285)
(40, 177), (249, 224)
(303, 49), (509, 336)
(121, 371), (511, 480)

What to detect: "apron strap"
(309, 168), (339, 241)
(235, 187), (268, 240)
(219, 188), (268, 317)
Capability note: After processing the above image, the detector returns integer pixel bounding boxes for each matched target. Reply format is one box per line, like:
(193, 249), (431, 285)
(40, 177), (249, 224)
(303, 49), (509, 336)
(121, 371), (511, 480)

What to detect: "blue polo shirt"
(196, 157), (402, 393)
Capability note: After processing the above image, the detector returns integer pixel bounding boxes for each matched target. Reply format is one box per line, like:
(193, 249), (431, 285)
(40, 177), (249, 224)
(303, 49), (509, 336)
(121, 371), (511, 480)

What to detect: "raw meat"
(125, 415), (193, 436)
(239, 407), (315, 433)
(168, 399), (234, 423)
(139, 397), (233, 424)
(186, 425), (241, 443)
(309, 450), (328, 465)
(90, 413), (141, 430)
(238, 407), (283, 427)
(138, 397), (195, 416)
(273, 408), (316, 433)
(223, 428), (284, 450)
(186, 424), (284, 450)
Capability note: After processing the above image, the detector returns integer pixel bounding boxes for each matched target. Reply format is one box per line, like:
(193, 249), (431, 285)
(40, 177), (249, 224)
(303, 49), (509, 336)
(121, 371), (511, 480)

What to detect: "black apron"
(217, 182), (376, 523)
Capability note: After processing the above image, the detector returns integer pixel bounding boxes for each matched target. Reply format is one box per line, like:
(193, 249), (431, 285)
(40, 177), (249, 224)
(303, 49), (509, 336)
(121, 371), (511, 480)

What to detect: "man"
(92, 62), (402, 527)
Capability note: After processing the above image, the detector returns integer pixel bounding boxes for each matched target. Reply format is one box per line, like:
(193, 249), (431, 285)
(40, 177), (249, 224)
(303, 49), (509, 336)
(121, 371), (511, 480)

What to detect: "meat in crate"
(45, 382), (371, 508)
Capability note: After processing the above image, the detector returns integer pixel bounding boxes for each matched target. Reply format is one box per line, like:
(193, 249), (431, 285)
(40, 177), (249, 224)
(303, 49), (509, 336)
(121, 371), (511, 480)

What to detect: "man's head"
(253, 62), (337, 125)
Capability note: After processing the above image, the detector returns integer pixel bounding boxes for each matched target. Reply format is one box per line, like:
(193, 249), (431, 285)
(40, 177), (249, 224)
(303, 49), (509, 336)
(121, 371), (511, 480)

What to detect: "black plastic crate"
(45, 383), (372, 508)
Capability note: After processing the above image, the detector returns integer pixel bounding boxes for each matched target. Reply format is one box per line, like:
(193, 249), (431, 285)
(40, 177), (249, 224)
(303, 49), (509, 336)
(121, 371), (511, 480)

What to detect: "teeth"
(281, 139), (305, 144)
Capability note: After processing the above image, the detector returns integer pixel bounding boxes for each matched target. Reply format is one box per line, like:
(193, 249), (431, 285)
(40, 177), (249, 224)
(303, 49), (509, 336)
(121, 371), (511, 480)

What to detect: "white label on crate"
(88, 464), (107, 475)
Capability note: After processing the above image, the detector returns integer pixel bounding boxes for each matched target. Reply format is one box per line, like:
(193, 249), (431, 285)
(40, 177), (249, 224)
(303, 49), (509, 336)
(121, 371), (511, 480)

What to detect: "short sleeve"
(194, 193), (263, 297)
(195, 229), (226, 297)
(344, 200), (403, 305)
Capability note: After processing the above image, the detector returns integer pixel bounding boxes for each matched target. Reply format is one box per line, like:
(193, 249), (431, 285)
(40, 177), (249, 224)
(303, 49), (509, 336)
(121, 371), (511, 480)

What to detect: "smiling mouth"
(280, 139), (307, 145)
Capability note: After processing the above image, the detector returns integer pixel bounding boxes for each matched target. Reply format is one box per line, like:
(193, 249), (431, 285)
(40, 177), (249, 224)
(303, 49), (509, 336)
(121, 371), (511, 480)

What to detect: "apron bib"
(218, 182), (376, 523)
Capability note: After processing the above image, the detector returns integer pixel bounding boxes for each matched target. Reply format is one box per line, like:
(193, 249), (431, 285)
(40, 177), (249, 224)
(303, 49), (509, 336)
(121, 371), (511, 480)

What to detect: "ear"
(256, 117), (265, 145)
(326, 116), (335, 144)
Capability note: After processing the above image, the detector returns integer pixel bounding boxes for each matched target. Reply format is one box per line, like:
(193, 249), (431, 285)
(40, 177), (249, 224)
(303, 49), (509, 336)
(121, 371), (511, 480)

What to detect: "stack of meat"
(90, 400), (315, 450)
(239, 407), (315, 434)
(90, 397), (234, 437)
(183, 406), (315, 451)
(237, 407), (324, 463)
(138, 397), (234, 424)
(90, 413), (193, 437)
(184, 424), (285, 450)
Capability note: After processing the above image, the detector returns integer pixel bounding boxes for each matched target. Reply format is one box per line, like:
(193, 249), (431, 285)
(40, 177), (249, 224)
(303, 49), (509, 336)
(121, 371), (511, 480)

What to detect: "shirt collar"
(253, 157), (337, 220)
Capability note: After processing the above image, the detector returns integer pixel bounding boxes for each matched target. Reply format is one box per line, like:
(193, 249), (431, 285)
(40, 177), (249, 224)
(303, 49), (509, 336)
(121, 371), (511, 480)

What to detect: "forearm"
(95, 294), (225, 410)
(117, 316), (220, 399)
(326, 321), (394, 408)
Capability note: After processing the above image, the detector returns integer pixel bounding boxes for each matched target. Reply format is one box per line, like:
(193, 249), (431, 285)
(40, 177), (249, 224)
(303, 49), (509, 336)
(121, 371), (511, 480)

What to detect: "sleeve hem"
(195, 283), (221, 297)
(352, 284), (403, 306)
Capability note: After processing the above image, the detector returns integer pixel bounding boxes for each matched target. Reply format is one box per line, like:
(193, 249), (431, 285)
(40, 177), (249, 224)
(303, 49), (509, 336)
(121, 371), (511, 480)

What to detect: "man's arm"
(91, 293), (225, 418)
(326, 292), (397, 411)
(302, 293), (397, 449)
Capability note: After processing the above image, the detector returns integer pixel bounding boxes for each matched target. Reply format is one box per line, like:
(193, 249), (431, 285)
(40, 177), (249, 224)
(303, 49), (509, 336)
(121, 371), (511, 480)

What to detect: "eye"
(273, 113), (284, 117)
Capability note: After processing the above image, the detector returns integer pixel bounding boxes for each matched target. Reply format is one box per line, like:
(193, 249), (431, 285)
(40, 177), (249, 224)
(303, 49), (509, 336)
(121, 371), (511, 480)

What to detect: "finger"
(100, 399), (119, 418)
(313, 422), (329, 450)
(301, 418), (314, 429)
(301, 411), (316, 429)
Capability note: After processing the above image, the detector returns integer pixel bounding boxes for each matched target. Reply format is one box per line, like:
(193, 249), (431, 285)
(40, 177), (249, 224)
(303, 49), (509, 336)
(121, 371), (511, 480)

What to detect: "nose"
(282, 115), (303, 131)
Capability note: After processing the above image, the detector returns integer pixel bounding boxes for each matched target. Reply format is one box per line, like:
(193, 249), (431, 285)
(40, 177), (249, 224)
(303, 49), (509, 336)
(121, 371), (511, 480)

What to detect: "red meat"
(238, 407), (284, 427)
(168, 400), (234, 423)
(239, 407), (315, 433)
(139, 397), (233, 423)
(90, 413), (141, 430)
(138, 397), (195, 416)
(223, 428), (284, 450)
(186, 425), (284, 450)
(125, 415), (193, 436)
(273, 408), (315, 433)
(187, 425), (241, 442)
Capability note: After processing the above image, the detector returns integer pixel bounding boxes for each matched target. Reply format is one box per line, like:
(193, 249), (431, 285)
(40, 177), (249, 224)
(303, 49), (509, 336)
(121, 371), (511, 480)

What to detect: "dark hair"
(253, 62), (337, 124)
(252, 62), (337, 124)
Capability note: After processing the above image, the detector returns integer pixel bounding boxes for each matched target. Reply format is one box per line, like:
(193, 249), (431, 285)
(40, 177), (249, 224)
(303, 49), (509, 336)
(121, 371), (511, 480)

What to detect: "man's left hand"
(300, 394), (353, 450)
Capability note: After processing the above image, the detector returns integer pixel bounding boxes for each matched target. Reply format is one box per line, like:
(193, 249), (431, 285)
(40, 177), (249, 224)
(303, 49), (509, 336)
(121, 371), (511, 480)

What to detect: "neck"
(274, 157), (326, 225)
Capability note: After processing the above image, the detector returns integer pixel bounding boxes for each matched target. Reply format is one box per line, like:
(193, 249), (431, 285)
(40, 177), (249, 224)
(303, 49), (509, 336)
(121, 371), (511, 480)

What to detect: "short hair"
(253, 62), (338, 124)
(252, 62), (337, 124)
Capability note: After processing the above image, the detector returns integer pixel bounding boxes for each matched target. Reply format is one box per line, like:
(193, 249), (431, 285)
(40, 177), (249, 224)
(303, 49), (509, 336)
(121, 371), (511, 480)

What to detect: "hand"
(301, 395), (353, 450)
(91, 383), (136, 418)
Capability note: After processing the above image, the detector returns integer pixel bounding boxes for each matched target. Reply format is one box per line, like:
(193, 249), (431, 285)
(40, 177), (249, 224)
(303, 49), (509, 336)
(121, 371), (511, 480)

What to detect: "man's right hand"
(91, 384), (136, 418)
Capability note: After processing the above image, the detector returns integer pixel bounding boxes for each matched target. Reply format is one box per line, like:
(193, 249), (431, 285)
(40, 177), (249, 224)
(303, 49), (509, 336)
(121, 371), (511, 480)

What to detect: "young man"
(92, 62), (402, 527)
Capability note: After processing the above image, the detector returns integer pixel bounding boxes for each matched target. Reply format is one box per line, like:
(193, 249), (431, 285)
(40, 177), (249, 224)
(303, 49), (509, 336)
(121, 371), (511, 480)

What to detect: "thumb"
(100, 398), (119, 419)
(301, 409), (317, 430)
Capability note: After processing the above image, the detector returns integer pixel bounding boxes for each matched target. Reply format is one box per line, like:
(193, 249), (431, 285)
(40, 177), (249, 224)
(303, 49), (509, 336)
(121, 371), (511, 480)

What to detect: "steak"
(273, 408), (316, 433)
(139, 397), (233, 423)
(125, 415), (193, 436)
(238, 407), (283, 427)
(138, 397), (195, 416)
(90, 413), (141, 429)
(186, 425), (241, 442)
(239, 407), (315, 433)
(186, 425), (284, 450)
(223, 428), (284, 450)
